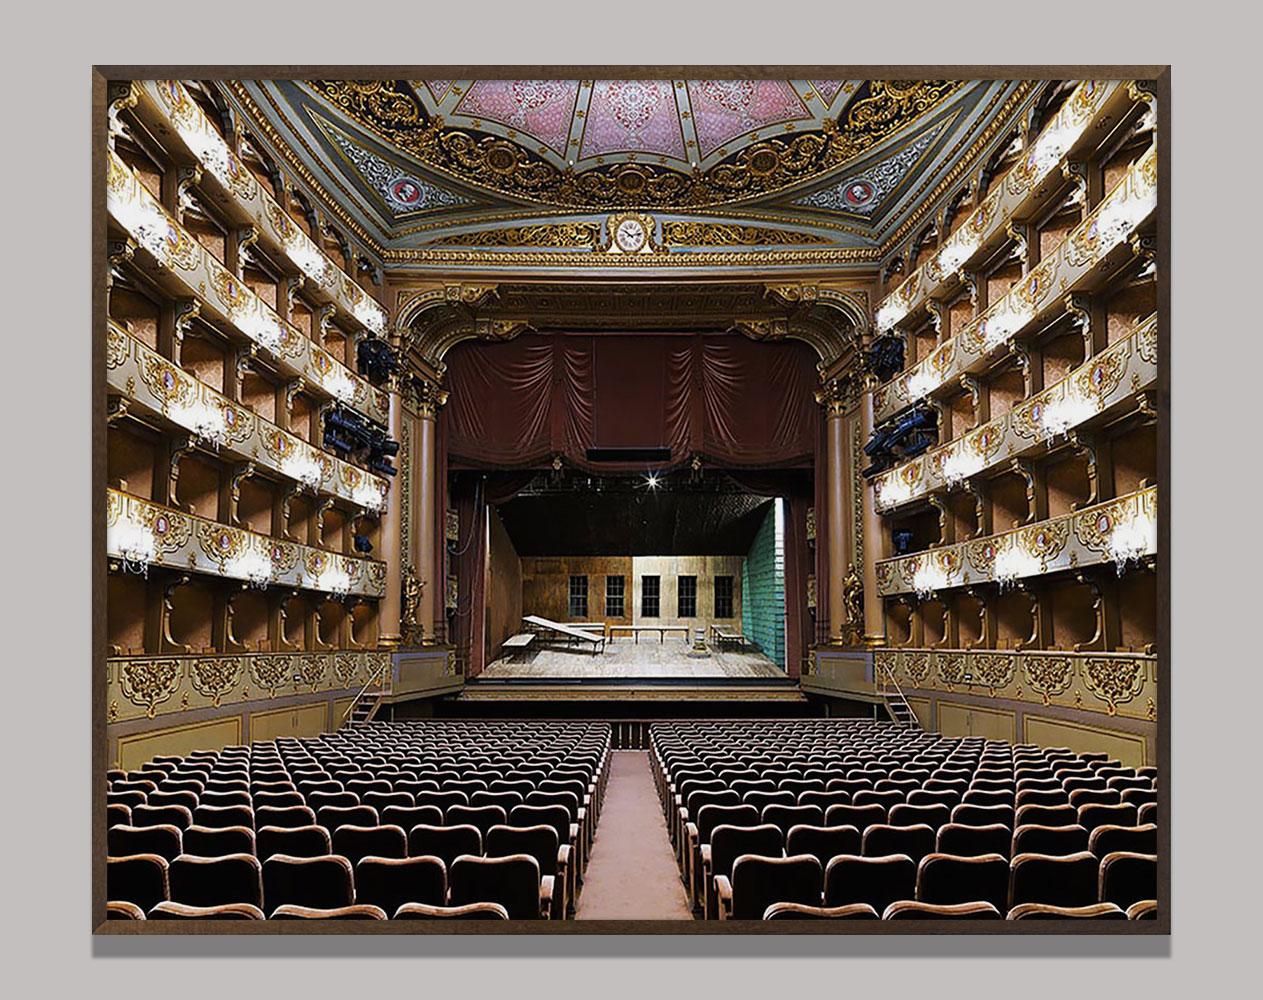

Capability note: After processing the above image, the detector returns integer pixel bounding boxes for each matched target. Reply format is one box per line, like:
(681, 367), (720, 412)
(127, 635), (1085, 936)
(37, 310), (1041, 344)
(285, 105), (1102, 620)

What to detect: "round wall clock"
(615, 217), (647, 253)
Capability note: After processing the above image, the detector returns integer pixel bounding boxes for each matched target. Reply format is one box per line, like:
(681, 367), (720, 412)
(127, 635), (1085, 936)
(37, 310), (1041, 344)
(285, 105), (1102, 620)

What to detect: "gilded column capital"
(403, 376), (448, 418)
(815, 375), (860, 416)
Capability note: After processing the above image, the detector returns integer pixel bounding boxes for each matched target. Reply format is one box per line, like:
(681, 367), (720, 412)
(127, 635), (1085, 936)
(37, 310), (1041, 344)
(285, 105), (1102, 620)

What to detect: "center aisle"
(575, 750), (695, 920)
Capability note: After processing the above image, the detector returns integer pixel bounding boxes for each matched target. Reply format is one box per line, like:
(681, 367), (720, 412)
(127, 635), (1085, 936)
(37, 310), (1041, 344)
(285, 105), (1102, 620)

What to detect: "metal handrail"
(339, 655), (393, 729)
(879, 662), (920, 728)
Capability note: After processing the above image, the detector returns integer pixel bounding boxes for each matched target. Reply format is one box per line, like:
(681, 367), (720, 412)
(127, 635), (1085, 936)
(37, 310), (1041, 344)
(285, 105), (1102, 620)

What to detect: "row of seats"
(107, 722), (610, 920)
(651, 721), (1159, 921)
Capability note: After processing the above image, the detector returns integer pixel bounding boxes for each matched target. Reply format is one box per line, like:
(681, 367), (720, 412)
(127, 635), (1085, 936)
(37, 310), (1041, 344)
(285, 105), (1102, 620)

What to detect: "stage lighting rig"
(862, 404), (938, 478)
(322, 404), (399, 476)
(866, 334), (905, 383)
(356, 337), (400, 386)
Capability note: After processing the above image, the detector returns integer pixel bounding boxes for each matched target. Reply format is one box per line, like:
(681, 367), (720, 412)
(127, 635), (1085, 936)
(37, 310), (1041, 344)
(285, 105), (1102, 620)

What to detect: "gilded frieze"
(108, 650), (390, 724)
(874, 648), (1157, 722)
(661, 222), (833, 247)
(425, 222), (601, 248)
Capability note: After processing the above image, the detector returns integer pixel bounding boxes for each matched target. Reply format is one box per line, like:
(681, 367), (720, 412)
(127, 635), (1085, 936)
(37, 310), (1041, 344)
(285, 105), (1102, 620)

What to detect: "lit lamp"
(352, 478), (386, 514)
(912, 559), (951, 600)
(230, 545), (275, 590)
(109, 513), (156, 577)
(171, 396), (228, 450)
(994, 539), (1041, 590)
(1108, 506), (1157, 574)
(323, 564), (352, 599)
(1039, 383), (1096, 442)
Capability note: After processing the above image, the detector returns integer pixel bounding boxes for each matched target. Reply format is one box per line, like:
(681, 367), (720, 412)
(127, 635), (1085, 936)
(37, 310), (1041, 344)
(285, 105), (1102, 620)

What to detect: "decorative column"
(377, 374), (405, 649)
(817, 380), (850, 642)
(411, 377), (447, 642)
(860, 377), (887, 647)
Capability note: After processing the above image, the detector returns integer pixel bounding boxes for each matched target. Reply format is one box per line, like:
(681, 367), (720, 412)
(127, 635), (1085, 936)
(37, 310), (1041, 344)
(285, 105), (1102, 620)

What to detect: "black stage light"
(866, 335), (906, 382)
(353, 533), (373, 554)
(892, 529), (915, 555)
(356, 338), (400, 386)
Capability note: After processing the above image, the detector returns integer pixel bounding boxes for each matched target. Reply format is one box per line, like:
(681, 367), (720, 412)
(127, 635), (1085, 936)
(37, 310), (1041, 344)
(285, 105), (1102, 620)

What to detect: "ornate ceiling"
(223, 78), (1036, 270)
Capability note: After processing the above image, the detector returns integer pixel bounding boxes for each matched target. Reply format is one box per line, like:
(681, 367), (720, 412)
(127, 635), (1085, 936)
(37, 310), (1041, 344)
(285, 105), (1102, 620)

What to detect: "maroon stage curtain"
(444, 333), (817, 472)
(813, 407), (829, 647)
(451, 472), (537, 677)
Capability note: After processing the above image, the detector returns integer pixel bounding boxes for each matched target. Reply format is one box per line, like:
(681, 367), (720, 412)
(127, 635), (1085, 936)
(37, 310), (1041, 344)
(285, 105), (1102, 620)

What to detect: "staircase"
(340, 658), (393, 729)
(877, 663), (921, 728)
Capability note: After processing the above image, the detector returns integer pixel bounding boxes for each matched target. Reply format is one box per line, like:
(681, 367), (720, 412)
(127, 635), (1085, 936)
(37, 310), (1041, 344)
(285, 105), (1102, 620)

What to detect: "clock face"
(615, 218), (647, 252)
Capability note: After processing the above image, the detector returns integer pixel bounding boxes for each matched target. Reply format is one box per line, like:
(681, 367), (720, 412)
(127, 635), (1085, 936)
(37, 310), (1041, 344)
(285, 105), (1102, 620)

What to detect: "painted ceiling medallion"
(303, 79), (967, 210)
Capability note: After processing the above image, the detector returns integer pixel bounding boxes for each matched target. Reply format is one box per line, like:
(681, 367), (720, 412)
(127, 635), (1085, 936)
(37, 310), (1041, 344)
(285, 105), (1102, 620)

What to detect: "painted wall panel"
(1024, 714), (1148, 767)
(117, 717), (243, 771)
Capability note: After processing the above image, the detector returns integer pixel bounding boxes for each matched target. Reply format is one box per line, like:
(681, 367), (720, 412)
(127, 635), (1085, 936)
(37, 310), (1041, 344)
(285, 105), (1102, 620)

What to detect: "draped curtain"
(444, 333), (818, 471)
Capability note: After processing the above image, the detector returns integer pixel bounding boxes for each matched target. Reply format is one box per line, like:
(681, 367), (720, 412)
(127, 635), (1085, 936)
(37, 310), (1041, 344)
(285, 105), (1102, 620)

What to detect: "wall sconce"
(109, 514), (155, 577)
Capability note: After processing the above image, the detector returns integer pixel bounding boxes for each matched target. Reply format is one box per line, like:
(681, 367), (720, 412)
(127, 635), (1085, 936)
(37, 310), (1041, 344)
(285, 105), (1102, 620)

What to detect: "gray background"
(5, 0), (1256, 993)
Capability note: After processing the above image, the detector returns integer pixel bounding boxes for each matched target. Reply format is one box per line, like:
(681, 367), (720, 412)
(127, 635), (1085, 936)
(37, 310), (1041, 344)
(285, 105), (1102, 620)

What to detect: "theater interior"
(99, 75), (1163, 926)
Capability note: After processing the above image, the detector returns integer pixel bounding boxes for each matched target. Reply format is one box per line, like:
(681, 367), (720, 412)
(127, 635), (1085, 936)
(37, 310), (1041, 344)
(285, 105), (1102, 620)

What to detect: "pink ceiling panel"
(454, 79), (580, 154)
(687, 80), (812, 158)
(580, 80), (686, 161)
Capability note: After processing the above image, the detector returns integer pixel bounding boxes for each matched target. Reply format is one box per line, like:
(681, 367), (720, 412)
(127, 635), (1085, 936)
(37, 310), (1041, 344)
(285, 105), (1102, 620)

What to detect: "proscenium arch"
(396, 283), (869, 378)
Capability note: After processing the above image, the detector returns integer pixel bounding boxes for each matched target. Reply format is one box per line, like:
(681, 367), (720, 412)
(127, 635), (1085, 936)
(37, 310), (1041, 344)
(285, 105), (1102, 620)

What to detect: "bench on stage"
(501, 632), (536, 661)
(522, 615), (607, 654)
(608, 624), (690, 644)
(709, 625), (748, 650)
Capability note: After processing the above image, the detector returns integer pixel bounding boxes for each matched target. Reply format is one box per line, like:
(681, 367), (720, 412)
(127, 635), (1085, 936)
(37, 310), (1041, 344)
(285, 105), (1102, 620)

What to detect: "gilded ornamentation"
(937, 652), (968, 687)
(199, 523), (247, 569)
(189, 657), (243, 708)
(297, 655), (327, 692)
(119, 659), (182, 719)
(662, 221), (832, 247)
(333, 653), (360, 688)
(251, 655), (293, 698)
(904, 651), (933, 687)
(973, 652), (1016, 694)
(1024, 655), (1074, 706)
(307, 79), (962, 210)
(427, 222), (601, 248)
(140, 355), (195, 409)
(1082, 657), (1147, 716)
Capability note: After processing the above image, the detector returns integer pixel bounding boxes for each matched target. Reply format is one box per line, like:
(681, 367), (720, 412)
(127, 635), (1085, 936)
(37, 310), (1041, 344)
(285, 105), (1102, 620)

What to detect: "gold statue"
(843, 563), (864, 631)
(401, 566), (424, 645)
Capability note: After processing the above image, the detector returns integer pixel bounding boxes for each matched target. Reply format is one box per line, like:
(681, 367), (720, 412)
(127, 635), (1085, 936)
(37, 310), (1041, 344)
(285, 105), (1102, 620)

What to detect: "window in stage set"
(715, 575), (734, 619)
(642, 575), (660, 617)
(605, 575), (625, 618)
(569, 574), (588, 618)
(678, 575), (697, 618)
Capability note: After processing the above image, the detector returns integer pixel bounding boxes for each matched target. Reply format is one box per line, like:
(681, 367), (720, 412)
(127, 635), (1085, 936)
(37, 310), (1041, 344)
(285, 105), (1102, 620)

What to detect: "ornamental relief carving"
(118, 659), (182, 719)
(1082, 657), (1147, 716)
(189, 657), (243, 708)
(251, 655), (294, 698)
(972, 653), (1016, 695)
(1024, 655), (1075, 705)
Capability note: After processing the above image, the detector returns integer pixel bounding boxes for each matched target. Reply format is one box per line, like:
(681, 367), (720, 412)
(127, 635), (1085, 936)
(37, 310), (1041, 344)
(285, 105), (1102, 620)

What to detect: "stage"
(480, 638), (785, 680)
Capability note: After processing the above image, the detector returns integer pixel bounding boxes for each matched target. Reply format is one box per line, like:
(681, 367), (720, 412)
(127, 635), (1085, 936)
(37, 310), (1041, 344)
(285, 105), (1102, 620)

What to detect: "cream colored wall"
(630, 555), (744, 633)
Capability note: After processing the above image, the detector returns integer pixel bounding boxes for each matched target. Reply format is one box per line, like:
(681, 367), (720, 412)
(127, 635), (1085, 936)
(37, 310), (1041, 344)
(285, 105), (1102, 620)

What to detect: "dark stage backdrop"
(442, 333), (824, 677)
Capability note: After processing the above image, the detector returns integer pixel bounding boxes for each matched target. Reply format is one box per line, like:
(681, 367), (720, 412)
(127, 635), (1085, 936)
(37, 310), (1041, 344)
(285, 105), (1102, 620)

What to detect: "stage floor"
(481, 638), (785, 680)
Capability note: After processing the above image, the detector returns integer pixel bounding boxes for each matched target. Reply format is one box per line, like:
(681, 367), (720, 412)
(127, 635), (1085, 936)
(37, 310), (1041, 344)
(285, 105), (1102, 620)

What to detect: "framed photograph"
(95, 67), (1167, 934)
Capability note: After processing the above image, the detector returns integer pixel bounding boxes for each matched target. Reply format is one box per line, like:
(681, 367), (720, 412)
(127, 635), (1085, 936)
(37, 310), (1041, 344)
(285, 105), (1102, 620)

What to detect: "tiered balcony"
(124, 80), (388, 337)
(874, 313), (1157, 511)
(875, 485), (1156, 597)
(875, 143), (1157, 424)
(107, 321), (388, 513)
(106, 149), (389, 426)
(107, 488), (386, 597)
(875, 80), (1139, 333)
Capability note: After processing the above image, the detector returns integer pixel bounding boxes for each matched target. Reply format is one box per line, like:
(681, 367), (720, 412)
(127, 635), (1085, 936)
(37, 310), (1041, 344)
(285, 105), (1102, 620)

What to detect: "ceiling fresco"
(224, 78), (1035, 265)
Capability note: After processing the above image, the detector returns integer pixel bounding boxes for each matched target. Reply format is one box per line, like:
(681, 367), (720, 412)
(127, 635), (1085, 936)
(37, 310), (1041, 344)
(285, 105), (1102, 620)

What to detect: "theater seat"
(408, 824), (483, 869)
(935, 823), (1010, 859)
(168, 853), (263, 909)
(883, 901), (1001, 920)
(824, 854), (916, 914)
(1011, 824), (1089, 857)
(262, 854), (355, 914)
(1008, 852), (1099, 908)
(1127, 899), (1158, 920)
(256, 824), (331, 860)
(1099, 852), (1157, 909)
(704, 823), (783, 919)
(862, 823), (935, 864)
(271, 904), (387, 920)
(355, 856), (448, 915)
(716, 854), (823, 920)
(182, 825), (255, 858)
(107, 854), (169, 911)
(916, 853), (1008, 912)
(449, 854), (548, 920)
(1089, 824), (1157, 858)
(105, 901), (146, 920)
(763, 902), (878, 920)
(784, 824), (861, 871)
(108, 824), (183, 862)
(147, 901), (264, 920)
(486, 825), (565, 918)
(1007, 902), (1127, 920)
(331, 824), (408, 866)
(394, 902), (509, 920)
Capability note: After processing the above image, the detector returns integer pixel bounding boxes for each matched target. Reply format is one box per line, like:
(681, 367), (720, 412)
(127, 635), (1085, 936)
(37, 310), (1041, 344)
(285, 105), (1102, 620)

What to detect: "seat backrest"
(169, 853), (263, 908)
(508, 804), (572, 846)
(889, 803), (951, 830)
(331, 824), (408, 866)
(182, 825), (255, 858)
(823, 854), (916, 912)
(254, 805), (317, 829)
(934, 823), (1010, 859)
(784, 824), (861, 870)
(709, 824), (783, 880)
(951, 803), (1014, 828)
(355, 856), (447, 914)
(393, 901), (509, 920)
(1077, 803), (1139, 832)
(407, 824), (483, 868)
(916, 852), (1009, 911)
(316, 805), (379, 832)
(147, 790), (199, 810)
(1011, 823), (1088, 857)
(363, 791), (414, 812)
(823, 803), (887, 831)
(261, 854), (355, 914)
(697, 804), (760, 844)
(256, 824), (331, 860)
(862, 823), (936, 863)
(729, 854), (823, 919)
(446, 805), (508, 837)
(192, 804), (254, 830)
(449, 854), (543, 920)
(486, 824), (561, 876)
(883, 900), (1001, 920)
(472, 791), (525, 812)
(107, 824), (182, 862)
(1008, 851), (1100, 908)
(147, 901), (265, 920)
(270, 904), (386, 920)
(1098, 851), (1157, 909)
(131, 804), (193, 831)
(1007, 901), (1128, 920)
(106, 854), (169, 911)
(1088, 823), (1157, 858)
(762, 902), (879, 920)
(854, 789), (904, 810)
(381, 805), (444, 831)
